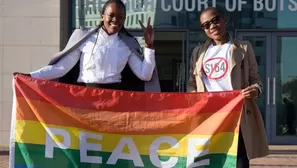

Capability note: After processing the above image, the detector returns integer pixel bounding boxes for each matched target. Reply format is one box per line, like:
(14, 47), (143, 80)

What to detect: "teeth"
(212, 30), (218, 34)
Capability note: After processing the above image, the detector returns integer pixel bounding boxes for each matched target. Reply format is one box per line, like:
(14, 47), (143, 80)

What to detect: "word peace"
(203, 57), (228, 80)
(45, 127), (211, 167)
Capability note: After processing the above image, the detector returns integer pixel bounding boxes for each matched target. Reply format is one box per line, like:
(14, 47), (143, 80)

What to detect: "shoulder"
(71, 28), (87, 35)
(78, 27), (95, 32)
(71, 27), (96, 36)
(67, 27), (97, 44)
(192, 45), (202, 54)
(190, 44), (203, 62)
(233, 38), (253, 50)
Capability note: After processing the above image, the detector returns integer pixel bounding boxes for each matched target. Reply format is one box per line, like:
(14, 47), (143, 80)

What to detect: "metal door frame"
(236, 31), (273, 144)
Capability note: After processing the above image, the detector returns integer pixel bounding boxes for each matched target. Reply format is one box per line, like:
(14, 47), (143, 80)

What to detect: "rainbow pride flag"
(9, 75), (244, 168)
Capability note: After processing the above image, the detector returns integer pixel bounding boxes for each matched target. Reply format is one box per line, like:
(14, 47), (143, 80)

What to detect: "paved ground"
(0, 146), (8, 168)
(1, 145), (297, 167)
(251, 154), (297, 167)
(250, 145), (297, 168)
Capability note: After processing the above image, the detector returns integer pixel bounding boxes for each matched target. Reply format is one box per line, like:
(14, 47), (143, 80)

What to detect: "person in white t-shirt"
(187, 7), (269, 168)
(13, 0), (160, 92)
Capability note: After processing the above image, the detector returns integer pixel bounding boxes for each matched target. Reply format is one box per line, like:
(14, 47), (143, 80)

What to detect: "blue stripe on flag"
(15, 166), (40, 168)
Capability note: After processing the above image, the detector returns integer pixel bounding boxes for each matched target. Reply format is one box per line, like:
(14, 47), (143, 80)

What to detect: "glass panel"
(275, 36), (297, 136)
(72, 0), (297, 30)
(237, 36), (268, 126)
(131, 31), (188, 92)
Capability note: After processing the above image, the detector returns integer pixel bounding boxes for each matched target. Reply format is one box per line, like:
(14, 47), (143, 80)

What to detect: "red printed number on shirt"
(203, 57), (228, 80)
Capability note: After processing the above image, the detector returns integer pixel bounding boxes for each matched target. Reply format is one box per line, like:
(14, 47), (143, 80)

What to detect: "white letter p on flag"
(45, 127), (71, 158)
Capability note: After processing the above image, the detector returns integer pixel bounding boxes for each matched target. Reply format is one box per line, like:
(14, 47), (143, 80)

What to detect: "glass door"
(236, 32), (273, 143)
(130, 30), (189, 92)
(237, 31), (297, 144)
(271, 32), (297, 144)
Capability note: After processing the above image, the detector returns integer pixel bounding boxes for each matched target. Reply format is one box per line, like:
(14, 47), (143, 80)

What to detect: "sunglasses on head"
(201, 15), (222, 30)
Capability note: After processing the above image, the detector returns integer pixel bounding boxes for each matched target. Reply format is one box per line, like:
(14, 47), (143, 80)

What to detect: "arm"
(187, 46), (200, 92)
(30, 48), (81, 80)
(127, 47), (156, 81)
(246, 41), (263, 97)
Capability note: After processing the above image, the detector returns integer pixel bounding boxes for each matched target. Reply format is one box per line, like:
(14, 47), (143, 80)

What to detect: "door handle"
(273, 77), (276, 105)
(267, 77), (270, 105)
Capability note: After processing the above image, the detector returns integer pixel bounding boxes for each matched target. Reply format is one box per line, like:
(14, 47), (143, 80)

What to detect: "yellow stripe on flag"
(16, 120), (238, 157)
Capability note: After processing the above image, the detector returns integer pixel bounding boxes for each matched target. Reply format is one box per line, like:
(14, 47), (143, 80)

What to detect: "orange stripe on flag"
(16, 97), (241, 135)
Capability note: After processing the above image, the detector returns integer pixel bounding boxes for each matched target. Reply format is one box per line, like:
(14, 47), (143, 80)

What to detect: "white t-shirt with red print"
(202, 41), (233, 92)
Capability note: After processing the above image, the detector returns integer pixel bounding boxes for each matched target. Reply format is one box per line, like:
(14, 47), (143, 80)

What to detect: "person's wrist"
(145, 43), (154, 49)
(250, 86), (260, 99)
(256, 87), (261, 97)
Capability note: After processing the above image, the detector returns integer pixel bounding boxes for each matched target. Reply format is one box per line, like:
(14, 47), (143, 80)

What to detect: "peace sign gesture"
(139, 17), (154, 48)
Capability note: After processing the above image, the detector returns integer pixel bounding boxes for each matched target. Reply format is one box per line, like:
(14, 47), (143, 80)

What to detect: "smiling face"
(200, 10), (226, 41)
(101, 2), (126, 35)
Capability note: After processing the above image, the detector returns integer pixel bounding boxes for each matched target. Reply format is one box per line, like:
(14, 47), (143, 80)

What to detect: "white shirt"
(30, 28), (156, 83)
(202, 42), (233, 91)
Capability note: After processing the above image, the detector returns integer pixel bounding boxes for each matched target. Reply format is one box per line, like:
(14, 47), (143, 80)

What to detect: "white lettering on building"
(143, 0), (155, 11)
(225, 0), (237, 12)
(253, 0), (297, 12)
(266, 0), (277, 12)
(172, 0), (183, 12)
(161, 0), (171, 12)
(198, 0), (209, 11)
(225, 0), (246, 11)
(77, 0), (297, 13)
(289, 0), (297, 11)
(78, 0), (155, 13)
(253, 0), (264, 11)
(238, 0), (247, 11)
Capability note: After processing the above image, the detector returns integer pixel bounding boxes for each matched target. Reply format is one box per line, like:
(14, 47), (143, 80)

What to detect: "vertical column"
(0, 0), (61, 147)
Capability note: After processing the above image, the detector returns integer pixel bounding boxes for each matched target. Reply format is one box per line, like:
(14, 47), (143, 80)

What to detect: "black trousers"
(237, 129), (249, 168)
(79, 82), (122, 90)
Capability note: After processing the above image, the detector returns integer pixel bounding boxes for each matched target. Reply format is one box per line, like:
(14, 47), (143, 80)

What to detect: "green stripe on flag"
(14, 143), (237, 168)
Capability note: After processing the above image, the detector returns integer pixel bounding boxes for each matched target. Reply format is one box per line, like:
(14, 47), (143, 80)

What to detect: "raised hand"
(139, 17), (154, 48)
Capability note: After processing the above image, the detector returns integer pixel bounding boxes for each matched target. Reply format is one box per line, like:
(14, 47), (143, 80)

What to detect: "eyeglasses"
(201, 16), (222, 30)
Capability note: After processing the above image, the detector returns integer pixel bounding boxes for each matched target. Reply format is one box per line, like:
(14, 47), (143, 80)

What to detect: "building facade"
(0, 0), (72, 146)
(1, 0), (297, 146)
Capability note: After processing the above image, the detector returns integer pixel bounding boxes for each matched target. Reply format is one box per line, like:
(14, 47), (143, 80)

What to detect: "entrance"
(236, 31), (297, 144)
(130, 30), (189, 92)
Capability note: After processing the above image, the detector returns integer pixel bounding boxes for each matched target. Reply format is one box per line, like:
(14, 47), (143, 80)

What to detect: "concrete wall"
(0, 0), (61, 146)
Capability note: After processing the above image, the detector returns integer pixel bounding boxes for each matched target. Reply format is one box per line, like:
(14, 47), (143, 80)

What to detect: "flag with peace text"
(9, 75), (244, 168)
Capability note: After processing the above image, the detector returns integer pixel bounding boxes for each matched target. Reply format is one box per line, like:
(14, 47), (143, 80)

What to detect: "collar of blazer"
(49, 27), (144, 65)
